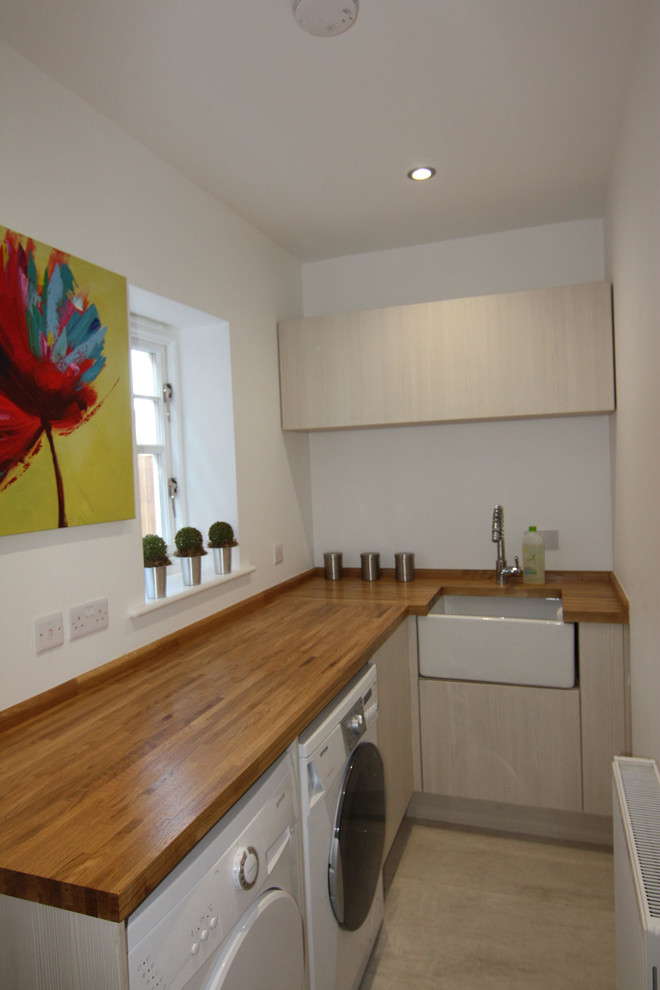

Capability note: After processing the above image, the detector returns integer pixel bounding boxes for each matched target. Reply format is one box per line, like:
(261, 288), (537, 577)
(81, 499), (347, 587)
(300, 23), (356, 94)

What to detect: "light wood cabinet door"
(372, 621), (414, 856)
(278, 281), (614, 430)
(419, 678), (583, 812)
(579, 623), (629, 816)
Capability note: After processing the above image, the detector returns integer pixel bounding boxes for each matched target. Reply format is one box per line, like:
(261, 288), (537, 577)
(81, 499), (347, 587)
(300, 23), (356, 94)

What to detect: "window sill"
(129, 563), (256, 618)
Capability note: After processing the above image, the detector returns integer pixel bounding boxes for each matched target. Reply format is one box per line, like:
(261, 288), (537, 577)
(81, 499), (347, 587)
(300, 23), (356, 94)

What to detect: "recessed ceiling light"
(407, 167), (436, 181)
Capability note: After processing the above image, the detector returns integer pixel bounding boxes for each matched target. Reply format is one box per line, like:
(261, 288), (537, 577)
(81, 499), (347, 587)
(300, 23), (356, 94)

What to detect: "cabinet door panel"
(419, 679), (582, 811)
(279, 282), (614, 430)
(0, 894), (128, 990)
(579, 624), (629, 816)
(372, 622), (414, 856)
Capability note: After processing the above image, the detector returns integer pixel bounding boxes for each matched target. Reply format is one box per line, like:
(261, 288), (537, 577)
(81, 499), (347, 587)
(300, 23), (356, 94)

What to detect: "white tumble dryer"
(127, 746), (305, 990)
(298, 664), (385, 990)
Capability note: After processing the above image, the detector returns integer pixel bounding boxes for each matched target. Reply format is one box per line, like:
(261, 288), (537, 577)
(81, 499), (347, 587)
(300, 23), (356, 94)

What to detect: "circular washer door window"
(328, 741), (386, 931)
(204, 888), (304, 990)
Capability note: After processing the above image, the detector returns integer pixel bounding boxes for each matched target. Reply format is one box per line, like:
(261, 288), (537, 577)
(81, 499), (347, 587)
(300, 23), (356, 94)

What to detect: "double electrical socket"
(69, 598), (109, 641)
(35, 598), (109, 654)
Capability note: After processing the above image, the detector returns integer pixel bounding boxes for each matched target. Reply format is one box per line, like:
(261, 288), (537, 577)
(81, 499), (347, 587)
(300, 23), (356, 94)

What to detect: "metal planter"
(180, 555), (203, 587)
(144, 565), (167, 600)
(212, 546), (232, 575)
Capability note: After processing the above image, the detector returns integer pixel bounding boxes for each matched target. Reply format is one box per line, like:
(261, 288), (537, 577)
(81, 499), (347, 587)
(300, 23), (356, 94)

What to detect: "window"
(130, 319), (180, 544)
(128, 285), (239, 577)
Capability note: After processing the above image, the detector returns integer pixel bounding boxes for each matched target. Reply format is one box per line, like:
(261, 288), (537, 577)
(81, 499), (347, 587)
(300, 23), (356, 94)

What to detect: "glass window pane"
(137, 453), (163, 538)
(131, 331), (176, 546)
(131, 348), (157, 397)
(133, 397), (160, 446)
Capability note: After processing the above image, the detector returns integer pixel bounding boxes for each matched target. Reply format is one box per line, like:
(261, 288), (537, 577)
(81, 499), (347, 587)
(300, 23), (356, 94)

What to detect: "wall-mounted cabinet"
(278, 281), (614, 430)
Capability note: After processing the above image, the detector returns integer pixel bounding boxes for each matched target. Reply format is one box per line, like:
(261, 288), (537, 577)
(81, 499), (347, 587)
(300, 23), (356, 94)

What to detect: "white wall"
(311, 416), (612, 571)
(302, 219), (606, 315)
(605, 0), (660, 761)
(0, 42), (312, 710)
(303, 220), (613, 571)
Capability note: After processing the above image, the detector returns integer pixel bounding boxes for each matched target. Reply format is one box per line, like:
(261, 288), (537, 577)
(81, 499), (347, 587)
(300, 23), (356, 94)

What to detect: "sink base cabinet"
(419, 679), (583, 812)
(417, 621), (630, 828)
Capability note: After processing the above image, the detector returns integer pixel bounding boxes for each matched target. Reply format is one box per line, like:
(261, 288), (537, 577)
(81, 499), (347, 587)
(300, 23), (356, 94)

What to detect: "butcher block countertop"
(283, 568), (629, 624)
(0, 569), (627, 923)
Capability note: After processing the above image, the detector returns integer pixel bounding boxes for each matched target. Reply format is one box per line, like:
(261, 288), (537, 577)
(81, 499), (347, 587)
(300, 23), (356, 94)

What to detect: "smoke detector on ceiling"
(292, 0), (359, 36)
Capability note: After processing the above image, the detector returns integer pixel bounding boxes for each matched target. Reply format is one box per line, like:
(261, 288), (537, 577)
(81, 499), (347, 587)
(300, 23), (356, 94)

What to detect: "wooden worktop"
(0, 568), (627, 923)
(283, 569), (629, 624)
(0, 597), (406, 922)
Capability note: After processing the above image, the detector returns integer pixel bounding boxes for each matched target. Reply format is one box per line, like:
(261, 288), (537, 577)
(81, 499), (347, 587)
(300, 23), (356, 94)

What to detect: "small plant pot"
(181, 555), (202, 587)
(145, 566), (167, 600)
(212, 546), (232, 575)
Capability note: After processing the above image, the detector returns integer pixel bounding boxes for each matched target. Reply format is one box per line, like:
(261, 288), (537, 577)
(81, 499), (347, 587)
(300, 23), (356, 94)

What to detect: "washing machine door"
(203, 888), (304, 990)
(328, 741), (386, 931)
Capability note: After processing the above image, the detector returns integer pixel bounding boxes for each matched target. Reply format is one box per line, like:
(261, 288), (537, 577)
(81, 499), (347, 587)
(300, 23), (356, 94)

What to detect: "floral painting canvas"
(0, 226), (134, 535)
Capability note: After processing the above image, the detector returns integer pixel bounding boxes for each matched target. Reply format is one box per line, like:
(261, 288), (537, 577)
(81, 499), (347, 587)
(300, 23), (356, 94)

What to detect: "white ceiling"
(0, 0), (647, 262)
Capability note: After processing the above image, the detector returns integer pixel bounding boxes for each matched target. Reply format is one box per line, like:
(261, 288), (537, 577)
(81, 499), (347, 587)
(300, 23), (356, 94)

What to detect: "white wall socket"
(69, 598), (109, 641)
(35, 612), (64, 654)
(273, 543), (284, 565)
(539, 529), (559, 551)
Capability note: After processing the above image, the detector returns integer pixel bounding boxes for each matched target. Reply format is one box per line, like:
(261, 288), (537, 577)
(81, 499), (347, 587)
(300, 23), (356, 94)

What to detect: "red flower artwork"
(0, 230), (108, 527)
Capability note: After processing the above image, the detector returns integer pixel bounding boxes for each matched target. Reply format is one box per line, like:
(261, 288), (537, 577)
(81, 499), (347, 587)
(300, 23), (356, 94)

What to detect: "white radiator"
(613, 756), (660, 989)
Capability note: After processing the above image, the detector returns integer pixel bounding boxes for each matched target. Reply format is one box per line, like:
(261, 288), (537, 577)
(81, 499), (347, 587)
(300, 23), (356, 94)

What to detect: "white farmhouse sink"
(435, 596), (563, 620)
(417, 595), (575, 688)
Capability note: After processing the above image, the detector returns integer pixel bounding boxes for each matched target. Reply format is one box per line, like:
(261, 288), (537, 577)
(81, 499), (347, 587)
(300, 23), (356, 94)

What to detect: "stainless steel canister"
(361, 552), (381, 581)
(394, 552), (415, 582)
(323, 551), (343, 580)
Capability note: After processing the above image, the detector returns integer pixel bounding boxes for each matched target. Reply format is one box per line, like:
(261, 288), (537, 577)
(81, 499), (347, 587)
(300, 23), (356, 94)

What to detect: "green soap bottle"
(522, 526), (545, 584)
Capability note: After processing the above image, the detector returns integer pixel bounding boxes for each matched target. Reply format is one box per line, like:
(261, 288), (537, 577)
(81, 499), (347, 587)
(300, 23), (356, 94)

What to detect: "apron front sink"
(418, 596), (575, 688)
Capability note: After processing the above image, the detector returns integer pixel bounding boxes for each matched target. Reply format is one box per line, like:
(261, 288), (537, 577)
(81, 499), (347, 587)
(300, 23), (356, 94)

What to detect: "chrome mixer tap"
(491, 504), (523, 585)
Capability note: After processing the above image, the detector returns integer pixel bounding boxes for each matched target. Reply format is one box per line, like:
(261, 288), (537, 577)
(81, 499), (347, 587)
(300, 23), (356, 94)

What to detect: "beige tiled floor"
(361, 821), (616, 989)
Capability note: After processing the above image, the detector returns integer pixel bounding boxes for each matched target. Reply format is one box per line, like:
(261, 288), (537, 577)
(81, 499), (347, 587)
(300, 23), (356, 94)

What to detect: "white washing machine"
(127, 746), (305, 990)
(298, 664), (385, 990)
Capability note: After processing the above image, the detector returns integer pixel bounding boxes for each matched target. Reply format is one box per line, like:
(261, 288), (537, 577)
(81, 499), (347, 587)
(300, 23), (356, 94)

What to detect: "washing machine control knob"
(344, 711), (365, 740)
(233, 846), (259, 890)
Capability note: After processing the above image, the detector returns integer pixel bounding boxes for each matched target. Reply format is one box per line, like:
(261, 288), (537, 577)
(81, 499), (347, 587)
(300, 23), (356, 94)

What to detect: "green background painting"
(0, 226), (135, 535)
